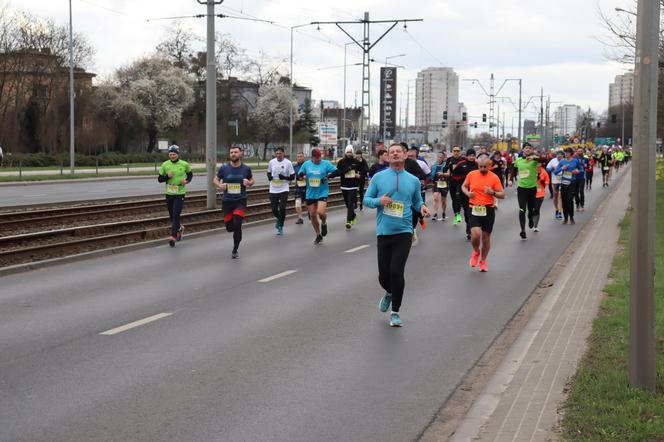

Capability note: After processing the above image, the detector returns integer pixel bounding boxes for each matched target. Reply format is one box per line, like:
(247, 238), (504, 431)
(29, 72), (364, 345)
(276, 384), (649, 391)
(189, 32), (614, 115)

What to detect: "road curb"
(0, 172), (209, 186)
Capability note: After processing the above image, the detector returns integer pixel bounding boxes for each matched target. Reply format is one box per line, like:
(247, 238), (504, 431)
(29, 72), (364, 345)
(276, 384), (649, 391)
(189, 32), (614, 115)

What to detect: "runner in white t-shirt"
(546, 150), (564, 220)
(267, 147), (295, 235)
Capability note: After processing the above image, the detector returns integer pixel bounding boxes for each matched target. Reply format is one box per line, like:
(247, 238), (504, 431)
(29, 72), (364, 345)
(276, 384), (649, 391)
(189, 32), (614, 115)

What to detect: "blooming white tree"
(111, 56), (194, 151)
(250, 83), (298, 157)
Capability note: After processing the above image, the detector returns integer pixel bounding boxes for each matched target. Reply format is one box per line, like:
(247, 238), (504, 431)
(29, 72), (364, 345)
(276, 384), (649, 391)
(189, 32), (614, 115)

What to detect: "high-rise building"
(415, 67), (460, 142)
(608, 71), (634, 110)
(554, 104), (582, 136)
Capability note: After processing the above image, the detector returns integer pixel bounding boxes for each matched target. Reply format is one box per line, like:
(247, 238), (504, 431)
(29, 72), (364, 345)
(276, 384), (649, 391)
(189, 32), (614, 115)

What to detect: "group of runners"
(157, 141), (627, 327)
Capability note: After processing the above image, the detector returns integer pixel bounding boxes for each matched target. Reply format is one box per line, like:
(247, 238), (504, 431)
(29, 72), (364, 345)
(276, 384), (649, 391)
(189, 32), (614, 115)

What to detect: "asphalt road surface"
(0, 173), (272, 207)
(0, 169), (626, 441)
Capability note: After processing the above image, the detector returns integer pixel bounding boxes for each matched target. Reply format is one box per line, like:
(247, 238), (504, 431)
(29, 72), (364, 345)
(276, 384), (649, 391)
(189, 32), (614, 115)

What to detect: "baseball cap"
(311, 148), (321, 158)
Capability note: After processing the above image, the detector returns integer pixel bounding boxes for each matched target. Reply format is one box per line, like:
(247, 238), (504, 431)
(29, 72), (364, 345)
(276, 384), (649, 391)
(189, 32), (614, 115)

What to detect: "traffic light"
(611, 114), (617, 123)
(472, 122), (478, 128)
(462, 112), (467, 122)
(455, 122), (460, 129)
(597, 122), (601, 128)
(482, 113), (487, 122)
(443, 110), (448, 120)
(442, 121), (447, 128)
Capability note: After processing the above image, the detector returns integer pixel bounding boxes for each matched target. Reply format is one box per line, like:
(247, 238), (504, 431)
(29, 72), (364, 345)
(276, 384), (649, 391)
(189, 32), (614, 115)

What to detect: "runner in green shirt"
(158, 145), (193, 247)
(509, 142), (539, 240)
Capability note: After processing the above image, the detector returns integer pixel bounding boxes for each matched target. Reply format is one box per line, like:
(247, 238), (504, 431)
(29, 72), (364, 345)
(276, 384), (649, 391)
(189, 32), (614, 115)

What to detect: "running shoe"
(314, 234), (323, 244)
(469, 251), (480, 267)
(321, 223), (328, 237)
(379, 292), (392, 313)
(432, 213), (438, 222)
(390, 312), (403, 327)
(534, 227), (540, 233)
(168, 236), (176, 247)
(454, 213), (462, 225)
(570, 218), (576, 225)
(345, 222), (352, 230)
(232, 250), (239, 259)
(412, 230), (419, 246)
(466, 233), (471, 241)
(176, 225), (184, 241)
(351, 217), (358, 226)
(441, 213), (446, 221)
(562, 219), (568, 225)
(295, 218), (304, 225)
(528, 217), (534, 229)
(520, 231), (527, 240)
(479, 260), (488, 272)
(276, 225), (284, 235)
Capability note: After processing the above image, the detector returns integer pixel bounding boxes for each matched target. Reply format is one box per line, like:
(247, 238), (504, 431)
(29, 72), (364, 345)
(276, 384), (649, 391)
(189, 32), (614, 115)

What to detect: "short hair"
(376, 149), (387, 156)
(275, 147), (284, 153)
(390, 143), (407, 153)
(229, 146), (242, 152)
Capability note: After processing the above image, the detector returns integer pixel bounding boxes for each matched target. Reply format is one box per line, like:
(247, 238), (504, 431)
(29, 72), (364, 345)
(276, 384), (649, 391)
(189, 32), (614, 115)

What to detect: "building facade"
(608, 71), (634, 110)
(554, 104), (582, 136)
(415, 67), (460, 143)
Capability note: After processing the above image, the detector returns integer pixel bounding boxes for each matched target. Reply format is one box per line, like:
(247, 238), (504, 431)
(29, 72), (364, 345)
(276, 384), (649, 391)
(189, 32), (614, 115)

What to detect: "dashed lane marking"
(258, 270), (298, 283)
(345, 244), (370, 253)
(100, 313), (173, 336)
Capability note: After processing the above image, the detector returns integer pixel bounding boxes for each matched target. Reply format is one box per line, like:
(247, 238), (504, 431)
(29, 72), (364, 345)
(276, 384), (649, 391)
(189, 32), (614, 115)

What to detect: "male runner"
(574, 148), (588, 211)
(532, 159), (550, 232)
(490, 149), (506, 185)
(598, 146), (613, 187)
(546, 150), (564, 219)
(510, 142), (539, 240)
(584, 151), (595, 191)
(267, 147), (295, 235)
(293, 152), (307, 224)
(297, 148), (337, 244)
(368, 149), (389, 178)
(430, 152), (448, 221)
(462, 155), (505, 272)
(452, 148), (479, 239)
(333, 146), (361, 229)
(404, 145), (429, 245)
(364, 143), (430, 327)
(554, 147), (584, 225)
(157, 145), (193, 247)
(444, 146), (464, 225)
(213, 146), (254, 258)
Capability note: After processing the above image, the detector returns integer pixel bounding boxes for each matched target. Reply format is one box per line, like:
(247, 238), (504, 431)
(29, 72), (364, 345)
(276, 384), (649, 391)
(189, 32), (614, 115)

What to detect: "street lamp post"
(290, 23), (313, 157)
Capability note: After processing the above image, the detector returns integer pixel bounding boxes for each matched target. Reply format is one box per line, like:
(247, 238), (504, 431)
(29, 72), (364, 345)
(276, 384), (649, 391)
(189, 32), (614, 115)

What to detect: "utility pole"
(68, 0), (75, 173)
(312, 14), (422, 147)
(198, 0), (223, 209)
(540, 87), (544, 141)
(630, 0), (659, 392)
(621, 79), (626, 146)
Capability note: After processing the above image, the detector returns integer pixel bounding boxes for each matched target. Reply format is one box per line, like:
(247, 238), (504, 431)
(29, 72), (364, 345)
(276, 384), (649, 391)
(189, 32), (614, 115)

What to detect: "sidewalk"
(422, 173), (631, 442)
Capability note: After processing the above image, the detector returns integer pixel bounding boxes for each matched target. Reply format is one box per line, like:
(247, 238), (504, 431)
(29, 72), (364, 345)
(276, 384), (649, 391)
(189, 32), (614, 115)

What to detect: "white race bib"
(297, 179), (306, 187)
(436, 181), (448, 189)
(563, 171), (573, 179)
(518, 169), (530, 179)
(384, 201), (405, 218)
(603, 166), (610, 171)
(271, 179), (283, 186)
(309, 178), (321, 188)
(227, 183), (242, 194)
(471, 205), (487, 217)
(166, 184), (179, 194)
(344, 170), (356, 179)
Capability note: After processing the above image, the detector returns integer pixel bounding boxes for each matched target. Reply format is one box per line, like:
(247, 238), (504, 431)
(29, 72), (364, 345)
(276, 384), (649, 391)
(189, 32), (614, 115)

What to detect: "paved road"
(0, 173), (271, 207)
(0, 170), (626, 441)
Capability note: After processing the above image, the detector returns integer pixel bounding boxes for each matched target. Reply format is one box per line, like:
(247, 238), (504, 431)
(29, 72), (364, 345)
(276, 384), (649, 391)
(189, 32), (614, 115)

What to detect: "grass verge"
(0, 168), (207, 182)
(561, 178), (664, 441)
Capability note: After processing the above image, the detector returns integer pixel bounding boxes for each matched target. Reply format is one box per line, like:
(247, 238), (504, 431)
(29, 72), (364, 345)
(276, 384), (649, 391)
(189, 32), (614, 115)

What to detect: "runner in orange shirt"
(461, 154), (506, 272)
(532, 160), (550, 232)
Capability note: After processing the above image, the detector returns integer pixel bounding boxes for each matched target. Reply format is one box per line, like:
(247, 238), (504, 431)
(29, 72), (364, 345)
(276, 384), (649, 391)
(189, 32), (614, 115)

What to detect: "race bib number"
(563, 171), (573, 179)
(436, 181), (448, 189)
(518, 169), (530, 179)
(309, 178), (321, 187)
(271, 179), (283, 186)
(166, 184), (179, 194)
(603, 166), (610, 171)
(384, 201), (405, 218)
(227, 183), (242, 194)
(297, 179), (306, 187)
(344, 170), (356, 179)
(471, 205), (487, 217)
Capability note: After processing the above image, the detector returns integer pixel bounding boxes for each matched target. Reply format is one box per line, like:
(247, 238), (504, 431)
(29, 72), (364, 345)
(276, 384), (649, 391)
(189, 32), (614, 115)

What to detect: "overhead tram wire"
(146, 13), (274, 25)
(403, 28), (446, 66)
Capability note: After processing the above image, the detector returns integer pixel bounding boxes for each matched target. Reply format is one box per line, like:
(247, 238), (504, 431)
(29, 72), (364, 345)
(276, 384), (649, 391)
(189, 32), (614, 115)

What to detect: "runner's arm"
(363, 178), (381, 209)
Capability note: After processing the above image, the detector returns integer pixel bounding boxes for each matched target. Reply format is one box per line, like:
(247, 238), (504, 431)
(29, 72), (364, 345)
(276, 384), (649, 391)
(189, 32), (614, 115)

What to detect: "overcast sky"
(11, 0), (636, 130)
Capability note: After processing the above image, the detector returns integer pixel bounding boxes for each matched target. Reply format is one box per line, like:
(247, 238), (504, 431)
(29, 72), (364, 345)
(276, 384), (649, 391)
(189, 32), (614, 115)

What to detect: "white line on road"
(100, 313), (173, 336)
(344, 244), (370, 253)
(258, 270), (297, 283)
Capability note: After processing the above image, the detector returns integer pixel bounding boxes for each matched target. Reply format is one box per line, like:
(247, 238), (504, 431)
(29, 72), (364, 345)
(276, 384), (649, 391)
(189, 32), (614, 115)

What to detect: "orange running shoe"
(479, 260), (488, 272)
(469, 251), (480, 267)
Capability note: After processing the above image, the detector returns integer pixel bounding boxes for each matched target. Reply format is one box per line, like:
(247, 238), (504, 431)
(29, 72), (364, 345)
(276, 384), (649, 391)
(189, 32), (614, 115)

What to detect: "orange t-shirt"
(536, 166), (550, 198)
(464, 170), (504, 207)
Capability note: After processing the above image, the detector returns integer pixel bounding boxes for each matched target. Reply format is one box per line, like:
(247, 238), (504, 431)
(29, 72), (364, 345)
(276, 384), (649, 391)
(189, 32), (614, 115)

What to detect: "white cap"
(345, 145), (354, 154)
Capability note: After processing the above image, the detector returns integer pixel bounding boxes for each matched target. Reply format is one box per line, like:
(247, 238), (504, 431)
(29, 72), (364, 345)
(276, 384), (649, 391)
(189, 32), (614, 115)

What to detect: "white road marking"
(100, 313), (173, 336)
(258, 270), (297, 283)
(345, 244), (370, 253)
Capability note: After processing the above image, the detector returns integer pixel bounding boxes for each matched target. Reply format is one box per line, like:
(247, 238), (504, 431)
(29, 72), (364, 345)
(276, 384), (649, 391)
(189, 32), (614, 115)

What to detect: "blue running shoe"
(379, 292), (392, 312)
(390, 312), (403, 327)
(276, 225), (283, 235)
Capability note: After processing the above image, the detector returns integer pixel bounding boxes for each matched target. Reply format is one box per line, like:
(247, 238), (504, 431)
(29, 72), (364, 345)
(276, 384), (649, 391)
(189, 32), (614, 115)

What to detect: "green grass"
(561, 178), (664, 441)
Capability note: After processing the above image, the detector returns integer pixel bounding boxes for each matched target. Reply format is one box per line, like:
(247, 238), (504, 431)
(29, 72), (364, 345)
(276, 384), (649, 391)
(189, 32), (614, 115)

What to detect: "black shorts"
(434, 185), (449, 196)
(294, 186), (307, 200)
(468, 206), (496, 233)
(601, 167), (610, 175)
(306, 197), (328, 206)
(222, 198), (247, 221)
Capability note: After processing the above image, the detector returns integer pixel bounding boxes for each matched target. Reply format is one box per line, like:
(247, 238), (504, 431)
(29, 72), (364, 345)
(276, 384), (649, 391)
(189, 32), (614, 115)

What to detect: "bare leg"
(308, 204), (320, 235)
(480, 231), (491, 260)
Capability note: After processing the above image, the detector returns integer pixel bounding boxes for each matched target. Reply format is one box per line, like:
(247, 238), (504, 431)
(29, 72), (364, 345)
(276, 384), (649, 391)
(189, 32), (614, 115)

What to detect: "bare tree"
(245, 49), (287, 87)
(156, 25), (201, 71)
(215, 32), (247, 79)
